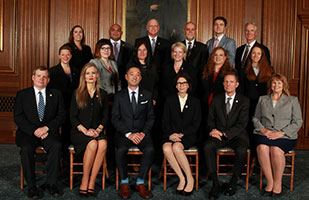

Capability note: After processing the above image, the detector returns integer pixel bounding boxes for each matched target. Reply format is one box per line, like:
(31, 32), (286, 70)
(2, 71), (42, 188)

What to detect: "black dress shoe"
(272, 192), (282, 198)
(223, 183), (237, 196)
(88, 188), (97, 197)
(176, 189), (183, 194)
(183, 190), (193, 196)
(28, 186), (43, 199)
(261, 189), (272, 196)
(208, 185), (220, 200)
(78, 189), (88, 197)
(45, 184), (63, 196)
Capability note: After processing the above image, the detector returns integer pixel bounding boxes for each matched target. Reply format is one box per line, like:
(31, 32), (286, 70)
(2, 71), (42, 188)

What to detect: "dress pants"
(115, 133), (154, 180)
(203, 135), (249, 177)
(17, 133), (62, 187)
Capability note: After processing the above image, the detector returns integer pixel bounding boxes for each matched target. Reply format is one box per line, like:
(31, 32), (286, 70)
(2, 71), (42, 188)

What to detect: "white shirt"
(148, 35), (158, 44)
(186, 39), (195, 50)
(178, 94), (188, 112)
(110, 39), (121, 50)
(225, 92), (236, 110)
(241, 40), (256, 61)
(125, 87), (140, 138)
(252, 65), (260, 76)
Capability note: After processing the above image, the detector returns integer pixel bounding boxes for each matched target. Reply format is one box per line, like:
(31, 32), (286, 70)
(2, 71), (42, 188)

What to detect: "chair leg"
(259, 167), (263, 190)
(70, 150), (73, 190)
(20, 164), (24, 189)
(245, 152), (250, 190)
(102, 158), (106, 190)
(159, 161), (164, 179)
(116, 168), (119, 190)
(249, 156), (256, 178)
(290, 153), (295, 191)
(216, 153), (220, 177)
(195, 154), (199, 190)
(163, 156), (167, 190)
(148, 168), (151, 190)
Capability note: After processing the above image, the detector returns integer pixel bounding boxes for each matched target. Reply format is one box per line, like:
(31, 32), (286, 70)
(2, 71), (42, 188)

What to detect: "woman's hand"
(169, 133), (183, 142)
(267, 131), (285, 140)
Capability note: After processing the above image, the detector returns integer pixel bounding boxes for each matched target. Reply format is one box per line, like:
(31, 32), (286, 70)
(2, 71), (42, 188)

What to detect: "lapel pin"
(96, 95), (99, 98)
(158, 42), (160, 45)
(235, 100), (238, 103)
(185, 105), (188, 108)
(140, 93), (143, 97)
(49, 94), (52, 97)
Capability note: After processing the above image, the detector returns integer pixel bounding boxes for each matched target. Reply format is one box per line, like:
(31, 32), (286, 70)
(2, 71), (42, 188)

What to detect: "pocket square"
(140, 100), (148, 104)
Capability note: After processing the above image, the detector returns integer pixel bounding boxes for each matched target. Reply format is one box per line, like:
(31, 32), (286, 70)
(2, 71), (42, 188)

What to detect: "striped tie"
(38, 91), (45, 121)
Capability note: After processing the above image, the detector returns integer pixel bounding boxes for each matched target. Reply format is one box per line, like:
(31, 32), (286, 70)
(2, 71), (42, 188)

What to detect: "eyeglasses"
(101, 47), (111, 51)
(176, 81), (188, 86)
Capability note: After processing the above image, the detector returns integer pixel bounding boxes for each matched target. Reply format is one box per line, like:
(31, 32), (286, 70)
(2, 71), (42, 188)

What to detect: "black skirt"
(254, 134), (296, 153)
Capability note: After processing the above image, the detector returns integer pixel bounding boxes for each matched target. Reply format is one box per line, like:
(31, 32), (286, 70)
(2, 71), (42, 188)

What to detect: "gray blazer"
(90, 58), (121, 95)
(206, 34), (236, 67)
(253, 94), (303, 140)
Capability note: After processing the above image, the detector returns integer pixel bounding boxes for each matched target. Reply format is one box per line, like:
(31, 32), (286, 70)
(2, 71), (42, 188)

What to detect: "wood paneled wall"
(0, 0), (308, 143)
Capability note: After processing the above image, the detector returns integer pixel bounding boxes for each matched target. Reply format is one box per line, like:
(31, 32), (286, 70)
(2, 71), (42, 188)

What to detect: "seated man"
(203, 71), (249, 199)
(112, 66), (155, 199)
(14, 66), (66, 199)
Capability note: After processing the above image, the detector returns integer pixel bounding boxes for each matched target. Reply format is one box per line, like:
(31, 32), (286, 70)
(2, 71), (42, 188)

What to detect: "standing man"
(14, 66), (66, 199)
(135, 18), (171, 71)
(182, 22), (208, 73)
(206, 16), (236, 67)
(112, 66), (155, 199)
(203, 71), (249, 199)
(97, 24), (133, 89)
(235, 22), (271, 88)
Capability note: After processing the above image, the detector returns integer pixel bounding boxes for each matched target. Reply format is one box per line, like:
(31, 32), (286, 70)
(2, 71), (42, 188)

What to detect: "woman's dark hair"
(58, 44), (72, 54)
(130, 41), (151, 67)
(69, 25), (85, 45)
(174, 72), (192, 92)
(94, 39), (114, 59)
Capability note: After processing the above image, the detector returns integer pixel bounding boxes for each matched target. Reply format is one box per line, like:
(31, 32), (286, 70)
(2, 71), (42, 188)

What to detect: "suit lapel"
(219, 35), (227, 47)
(30, 88), (41, 122)
(125, 88), (134, 114)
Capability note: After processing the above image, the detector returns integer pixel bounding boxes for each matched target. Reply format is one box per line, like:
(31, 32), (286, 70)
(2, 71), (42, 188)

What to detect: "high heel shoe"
(78, 189), (88, 197)
(183, 190), (193, 196)
(87, 188), (96, 197)
(261, 189), (272, 196)
(176, 188), (184, 194)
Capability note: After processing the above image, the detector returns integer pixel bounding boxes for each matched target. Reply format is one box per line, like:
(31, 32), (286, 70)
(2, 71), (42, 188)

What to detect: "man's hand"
(128, 133), (141, 145)
(40, 132), (49, 140)
(150, 4), (159, 11)
(34, 126), (49, 138)
(209, 129), (223, 141)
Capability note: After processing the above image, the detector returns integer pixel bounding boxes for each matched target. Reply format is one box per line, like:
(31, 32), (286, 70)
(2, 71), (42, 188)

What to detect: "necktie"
(187, 42), (192, 57)
(226, 97), (232, 115)
(241, 45), (250, 68)
(131, 91), (137, 113)
(38, 91), (45, 121)
(151, 38), (156, 56)
(113, 42), (119, 61)
(214, 37), (219, 48)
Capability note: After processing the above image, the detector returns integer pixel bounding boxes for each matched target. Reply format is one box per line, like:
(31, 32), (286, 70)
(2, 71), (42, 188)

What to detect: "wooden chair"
(115, 146), (151, 190)
(259, 150), (295, 191)
(159, 146), (199, 190)
(20, 146), (47, 189)
(68, 145), (108, 190)
(216, 147), (251, 190)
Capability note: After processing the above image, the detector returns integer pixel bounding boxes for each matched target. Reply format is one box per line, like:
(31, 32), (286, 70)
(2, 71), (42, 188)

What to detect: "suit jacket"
(208, 92), (249, 140)
(111, 88), (155, 136)
(135, 36), (172, 70)
(67, 42), (93, 72)
(90, 58), (121, 95)
(182, 40), (208, 72)
(206, 35), (236, 67)
(253, 94), (302, 140)
(201, 69), (225, 105)
(162, 94), (201, 148)
(14, 87), (66, 145)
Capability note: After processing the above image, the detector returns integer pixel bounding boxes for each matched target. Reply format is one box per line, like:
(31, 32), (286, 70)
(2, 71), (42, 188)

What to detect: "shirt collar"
(148, 35), (158, 42)
(33, 86), (46, 95)
(216, 34), (224, 41)
(186, 39), (195, 45)
(225, 92), (236, 103)
(110, 39), (121, 45)
(247, 40), (256, 47)
(128, 87), (139, 95)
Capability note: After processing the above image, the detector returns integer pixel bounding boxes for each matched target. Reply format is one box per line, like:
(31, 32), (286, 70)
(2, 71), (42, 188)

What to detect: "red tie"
(214, 37), (219, 48)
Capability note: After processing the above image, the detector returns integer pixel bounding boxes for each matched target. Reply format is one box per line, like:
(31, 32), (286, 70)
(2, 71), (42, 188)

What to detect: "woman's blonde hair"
(171, 42), (187, 60)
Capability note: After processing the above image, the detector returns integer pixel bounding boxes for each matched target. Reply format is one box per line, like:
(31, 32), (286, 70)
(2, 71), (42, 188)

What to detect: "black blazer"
(48, 63), (79, 107)
(67, 42), (93, 72)
(111, 88), (155, 136)
(14, 87), (66, 144)
(207, 92), (249, 141)
(162, 94), (201, 148)
(182, 40), (208, 72)
(135, 36), (171, 70)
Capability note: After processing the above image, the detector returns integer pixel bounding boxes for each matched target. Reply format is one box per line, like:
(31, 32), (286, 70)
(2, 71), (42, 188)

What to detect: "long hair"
(75, 63), (101, 109)
(202, 47), (231, 79)
(69, 25), (85, 45)
(245, 45), (273, 82)
(94, 39), (114, 59)
(130, 41), (151, 67)
(267, 73), (290, 96)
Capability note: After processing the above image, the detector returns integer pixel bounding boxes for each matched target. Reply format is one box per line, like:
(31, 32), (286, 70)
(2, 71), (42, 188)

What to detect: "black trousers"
(203, 135), (249, 178)
(115, 133), (154, 180)
(17, 132), (62, 187)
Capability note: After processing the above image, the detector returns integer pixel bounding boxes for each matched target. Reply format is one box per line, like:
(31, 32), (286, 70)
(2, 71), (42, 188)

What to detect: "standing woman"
(70, 63), (108, 197)
(90, 40), (121, 101)
(48, 44), (79, 158)
(68, 25), (93, 73)
(162, 73), (201, 196)
(253, 74), (302, 197)
(161, 42), (197, 100)
(128, 41), (158, 104)
(243, 45), (273, 143)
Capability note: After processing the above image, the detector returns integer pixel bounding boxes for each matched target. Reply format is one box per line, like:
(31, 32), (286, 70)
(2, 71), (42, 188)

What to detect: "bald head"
(109, 24), (123, 41)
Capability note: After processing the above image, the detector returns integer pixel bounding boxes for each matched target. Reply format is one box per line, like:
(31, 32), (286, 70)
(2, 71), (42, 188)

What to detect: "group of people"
(14, 16), (303, 200)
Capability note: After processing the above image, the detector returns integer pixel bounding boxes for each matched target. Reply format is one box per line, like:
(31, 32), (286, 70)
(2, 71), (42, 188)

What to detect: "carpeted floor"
(0, 144), (308, 200)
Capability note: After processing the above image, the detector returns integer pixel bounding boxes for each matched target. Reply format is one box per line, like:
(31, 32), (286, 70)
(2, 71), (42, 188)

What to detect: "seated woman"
(253, 73), (302, 197)
(162, 73), (201, 196)
(70, 63), (109, 197)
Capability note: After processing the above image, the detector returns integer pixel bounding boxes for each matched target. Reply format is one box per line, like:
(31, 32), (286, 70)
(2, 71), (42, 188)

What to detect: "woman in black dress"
(70, 63), (108, 197)
(127, 41), (158, 104)
(67, 25), (93, 73)
(162, 73), (201, 196)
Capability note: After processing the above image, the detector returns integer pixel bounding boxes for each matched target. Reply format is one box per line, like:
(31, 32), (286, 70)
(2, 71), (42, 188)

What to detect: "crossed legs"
(162, 142), (194, 192)
(257, 144), (285, 194)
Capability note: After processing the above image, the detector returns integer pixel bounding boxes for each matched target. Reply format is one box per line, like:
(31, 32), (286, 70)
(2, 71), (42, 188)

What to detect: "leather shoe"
(135, 184), (151, 199)
(44, 184), (62, 196)
(272, 192), (282, 198)
(28, 186), (43, 199)
(208, 185), (220, 200)
(261, 189), (272, 196)
(120, 183), (130, 199)
(78, 189), (88, 197)
(223, 183), (237, 196)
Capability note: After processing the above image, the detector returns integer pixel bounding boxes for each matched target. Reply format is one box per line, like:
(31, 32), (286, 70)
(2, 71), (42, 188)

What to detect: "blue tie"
(38, 91), (45, 121)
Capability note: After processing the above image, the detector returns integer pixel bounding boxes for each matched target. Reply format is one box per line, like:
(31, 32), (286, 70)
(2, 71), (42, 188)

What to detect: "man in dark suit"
(97, 24), (133, 89)
(206, 16), (236, 67)
(14, 66), (66, 199)
(182, 22), (208, 73)
(203, 71), (249, 199)
(112, 66), (155, 199)
(235, 22), (271, 91)
(135, 18), (171, 71)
